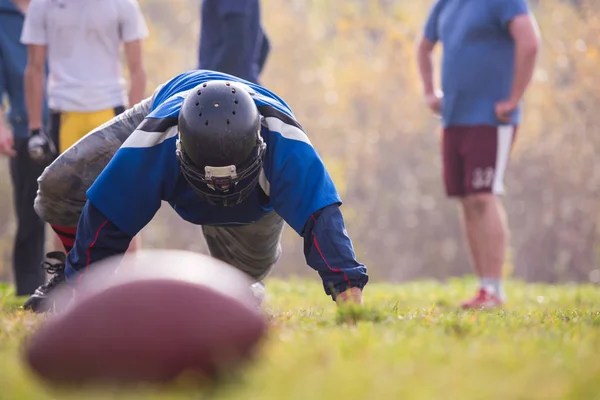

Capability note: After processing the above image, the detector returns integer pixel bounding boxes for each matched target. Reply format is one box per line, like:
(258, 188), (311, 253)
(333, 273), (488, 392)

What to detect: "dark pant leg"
(9, 138), (47, 296)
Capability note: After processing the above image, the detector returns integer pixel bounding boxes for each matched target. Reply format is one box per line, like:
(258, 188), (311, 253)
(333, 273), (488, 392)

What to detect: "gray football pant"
(34, 96), (285, 281)
(202, 212), (284, 281)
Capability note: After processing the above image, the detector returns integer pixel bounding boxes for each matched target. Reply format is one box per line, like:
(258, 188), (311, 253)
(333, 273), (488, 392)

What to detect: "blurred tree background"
(0, 0), (598, 286)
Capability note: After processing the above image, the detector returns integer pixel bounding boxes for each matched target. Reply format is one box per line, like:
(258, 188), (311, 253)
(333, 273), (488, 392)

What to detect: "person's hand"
(495, 99), (519, 123)
(336, 287), (363, 306)
(11, 0), (30, 15)
(0, 124), (16, 157)
(425, 90), (443, 116)
(28, 128), (57, 165)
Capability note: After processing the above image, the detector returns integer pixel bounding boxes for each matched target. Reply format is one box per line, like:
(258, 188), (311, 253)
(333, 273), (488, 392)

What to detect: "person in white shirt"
(20, 0), (149, 311)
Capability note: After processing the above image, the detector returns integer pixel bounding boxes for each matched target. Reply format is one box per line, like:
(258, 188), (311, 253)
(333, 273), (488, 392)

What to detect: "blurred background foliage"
(0, 0), (598, 286)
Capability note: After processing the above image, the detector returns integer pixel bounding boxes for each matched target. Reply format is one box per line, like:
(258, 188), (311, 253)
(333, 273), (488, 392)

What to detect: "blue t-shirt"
(86, 70), (341, 238)
(0, 0), (18, 13)
(424, 0), (530, 127)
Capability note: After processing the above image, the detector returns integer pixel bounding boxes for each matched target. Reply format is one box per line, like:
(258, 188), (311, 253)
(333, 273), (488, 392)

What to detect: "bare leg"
(460, 198), (484, 277)
(460, 193), (508, 302)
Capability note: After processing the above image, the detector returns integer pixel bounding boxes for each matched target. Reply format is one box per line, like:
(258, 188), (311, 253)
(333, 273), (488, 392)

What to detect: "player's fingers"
(495, 108), (508, 123)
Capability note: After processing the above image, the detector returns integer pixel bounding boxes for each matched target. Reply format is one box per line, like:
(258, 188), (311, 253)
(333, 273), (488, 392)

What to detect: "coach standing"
(0, 0), (48, 296)
(417, 0), (540, 308)
(198, 0), (270, 84)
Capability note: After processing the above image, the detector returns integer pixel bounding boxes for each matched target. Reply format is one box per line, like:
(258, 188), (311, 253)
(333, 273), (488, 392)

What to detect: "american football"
(23, 250), (268, 385)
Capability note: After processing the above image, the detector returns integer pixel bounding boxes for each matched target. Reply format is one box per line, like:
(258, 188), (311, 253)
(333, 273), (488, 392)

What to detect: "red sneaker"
(461, 288), (504, 309)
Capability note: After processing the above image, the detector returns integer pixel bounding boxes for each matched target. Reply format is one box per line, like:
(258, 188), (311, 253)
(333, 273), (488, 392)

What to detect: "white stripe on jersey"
(122, 126), (179, 149)
(174, 89), (193, 100)
(120, 84), (307, 153)
(264, 117), (312, 145)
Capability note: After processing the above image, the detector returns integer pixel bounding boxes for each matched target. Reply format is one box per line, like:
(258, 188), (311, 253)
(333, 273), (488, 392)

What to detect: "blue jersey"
(66, 70), (368, 299)
(424, 0), (530, 127)
(87, 70), (341, 237)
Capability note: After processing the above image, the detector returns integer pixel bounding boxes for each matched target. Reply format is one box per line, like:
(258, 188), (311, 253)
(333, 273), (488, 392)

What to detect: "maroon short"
(442, 125), (517, 197)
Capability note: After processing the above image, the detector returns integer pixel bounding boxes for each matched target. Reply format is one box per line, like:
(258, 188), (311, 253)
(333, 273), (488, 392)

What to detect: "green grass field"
(1, 278), (599, 400)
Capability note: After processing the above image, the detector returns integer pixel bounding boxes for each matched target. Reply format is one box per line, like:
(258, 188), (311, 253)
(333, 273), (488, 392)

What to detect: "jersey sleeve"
(118, 0), (150, 42)
(261, 107), (342, 235)
(85, 119), (180, 237)
(20, 0), (47, 45)
(64, 201), (133, 283)
(303, 204), (369, 299)
(493, 0), (530, 29)
(423, 0), (443, 43)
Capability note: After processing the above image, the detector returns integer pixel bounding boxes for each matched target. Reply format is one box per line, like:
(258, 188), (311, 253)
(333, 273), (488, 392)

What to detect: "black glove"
(28, 128), (57, 165)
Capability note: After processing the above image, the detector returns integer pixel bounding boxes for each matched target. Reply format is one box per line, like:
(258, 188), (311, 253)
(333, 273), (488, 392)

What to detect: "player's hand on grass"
(425, 90), (443, 116)
(336, 287), (363, 306)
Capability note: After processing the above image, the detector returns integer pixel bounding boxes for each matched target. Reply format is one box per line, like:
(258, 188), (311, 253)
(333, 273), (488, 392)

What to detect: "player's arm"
(21, 0), (46, 131)
(21, 1), (57, 162)
(262, 109), (368, 303)
(11, 0), (30, 14)
(302, 204), (368, 304)
(22, 44), (46, 132)
(493, 0), (540, 121)
(64, 201), (133, 283)
(124, 40), (146, 107)
(416, 0), (443, 114)
(119, 0), (149, 107)
(505, 7), (540, 106)
(416, 36), (436, 97)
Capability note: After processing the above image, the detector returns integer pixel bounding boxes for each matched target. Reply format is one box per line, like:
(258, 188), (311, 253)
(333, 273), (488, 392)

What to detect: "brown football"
(23, 250), (268, 385)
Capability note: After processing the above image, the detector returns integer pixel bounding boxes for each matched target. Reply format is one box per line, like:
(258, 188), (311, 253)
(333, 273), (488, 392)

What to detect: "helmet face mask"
(176, 129), (266, 207)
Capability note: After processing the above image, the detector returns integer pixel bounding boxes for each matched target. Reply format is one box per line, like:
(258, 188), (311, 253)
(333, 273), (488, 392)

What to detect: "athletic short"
(49, 106), (126, 153)
(442, 125), (517, 197)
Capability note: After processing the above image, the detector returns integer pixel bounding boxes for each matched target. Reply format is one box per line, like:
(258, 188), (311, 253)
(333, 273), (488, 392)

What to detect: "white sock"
(480, 278), (505, 301)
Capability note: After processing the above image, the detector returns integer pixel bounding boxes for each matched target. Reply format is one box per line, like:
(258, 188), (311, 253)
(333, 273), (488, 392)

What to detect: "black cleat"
(23, 251), (67, 313)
